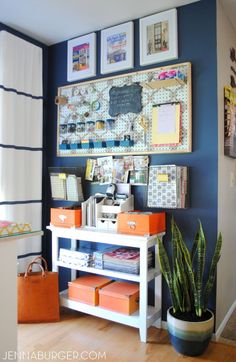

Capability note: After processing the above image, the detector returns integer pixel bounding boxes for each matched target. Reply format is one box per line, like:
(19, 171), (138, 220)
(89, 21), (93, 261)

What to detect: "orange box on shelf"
(99, 281), (139, 315)
(50, 207), (81, 228)
(117, 211), (166, 236)
(68, 275), (113, 305)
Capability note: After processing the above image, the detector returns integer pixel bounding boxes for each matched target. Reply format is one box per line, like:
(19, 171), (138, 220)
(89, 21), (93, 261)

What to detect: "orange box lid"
(99, 281), (139, 299)
(119, 211), (165, 219)
(51, 207), (81, 213)
(68, 275), (112, 291)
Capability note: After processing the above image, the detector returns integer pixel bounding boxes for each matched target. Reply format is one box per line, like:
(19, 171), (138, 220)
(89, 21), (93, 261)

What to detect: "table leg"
(52, 234), (59, 272)
(139, 244), (148, 342)
(71, 238), (77, 280)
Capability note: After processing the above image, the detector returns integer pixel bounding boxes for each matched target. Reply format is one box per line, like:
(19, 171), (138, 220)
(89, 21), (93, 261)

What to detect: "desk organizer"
(96, 195), (134, 231)
(81, 141), (94, 149)
(59, 143), (70, 150)
(70, 143), (82, 149)
(93, 141), (107, 148)
(106, 140), (120, 147)
(119, 140), (134, 147)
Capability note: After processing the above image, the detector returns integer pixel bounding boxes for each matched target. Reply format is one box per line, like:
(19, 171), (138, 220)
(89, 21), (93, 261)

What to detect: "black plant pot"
(167, 307), (214, 356)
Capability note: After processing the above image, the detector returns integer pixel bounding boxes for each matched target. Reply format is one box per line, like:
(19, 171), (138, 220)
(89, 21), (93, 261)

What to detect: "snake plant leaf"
(191, 228), (199, 264)
(157, 218), (222, 318)
(195, 221), (206, 316)
(171, 217), (178, 274)
(173, 268), (183, 312)
(173, 220), (199, 313)
(175, 257), (191, 312)
(173, 220), (192, 265)
(203, 232), (222, 310)
(157, 237), (177, 312)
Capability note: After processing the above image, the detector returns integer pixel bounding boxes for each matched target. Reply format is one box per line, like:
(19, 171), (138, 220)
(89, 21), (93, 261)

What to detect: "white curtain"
(0, 30), (43, 272)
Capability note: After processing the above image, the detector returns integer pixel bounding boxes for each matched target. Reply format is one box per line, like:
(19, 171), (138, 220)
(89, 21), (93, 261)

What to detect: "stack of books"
(93, 246), (117, 269)
(103, 247), (153, 275)
(59, 247), (93, 267)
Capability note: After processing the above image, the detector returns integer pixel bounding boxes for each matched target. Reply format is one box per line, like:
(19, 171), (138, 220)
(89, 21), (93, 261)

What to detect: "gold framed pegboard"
(56, 62), (192, 157)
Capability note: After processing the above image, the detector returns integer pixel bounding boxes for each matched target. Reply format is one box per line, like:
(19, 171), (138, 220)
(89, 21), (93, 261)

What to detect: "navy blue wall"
(46, 0), (218, 319)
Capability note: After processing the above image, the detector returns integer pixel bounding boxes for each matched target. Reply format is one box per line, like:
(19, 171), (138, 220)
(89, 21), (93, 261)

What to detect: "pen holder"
(86, 121), (95, 132)
(105, 118), (115, 130)
(95, 120), (105, 130)
(77, 122), (85, 132)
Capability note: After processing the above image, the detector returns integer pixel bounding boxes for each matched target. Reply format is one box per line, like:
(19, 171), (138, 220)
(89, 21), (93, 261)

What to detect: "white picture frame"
(67, 33), (96, 82)
(101, 21), (134, 74)
(139, 9), (178, 66)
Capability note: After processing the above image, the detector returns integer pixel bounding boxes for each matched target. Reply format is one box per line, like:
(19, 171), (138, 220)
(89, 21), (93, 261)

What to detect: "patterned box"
(147, 165), (188, 209)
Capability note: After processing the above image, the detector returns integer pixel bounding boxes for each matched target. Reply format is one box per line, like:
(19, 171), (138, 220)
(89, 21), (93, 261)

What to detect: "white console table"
(47, 225), (164, 342)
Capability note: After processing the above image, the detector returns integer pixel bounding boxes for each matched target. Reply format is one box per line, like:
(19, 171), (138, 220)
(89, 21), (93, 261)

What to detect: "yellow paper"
(85, 159), (95, 181)
(157, 174), (169, 182)
(59, 173), (66, 180)
(152, 103), (180, 145)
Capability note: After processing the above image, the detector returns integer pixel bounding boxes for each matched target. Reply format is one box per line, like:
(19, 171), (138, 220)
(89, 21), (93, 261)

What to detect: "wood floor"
(18, 308), (236, 362)
(221, 308), (236, 341)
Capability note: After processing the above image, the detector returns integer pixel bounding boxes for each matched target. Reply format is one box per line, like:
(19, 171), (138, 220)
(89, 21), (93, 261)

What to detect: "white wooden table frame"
(47, 225), (163, 342)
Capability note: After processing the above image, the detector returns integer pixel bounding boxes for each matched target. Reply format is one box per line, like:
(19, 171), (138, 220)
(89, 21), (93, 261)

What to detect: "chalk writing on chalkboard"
(109, 83), (142, 116)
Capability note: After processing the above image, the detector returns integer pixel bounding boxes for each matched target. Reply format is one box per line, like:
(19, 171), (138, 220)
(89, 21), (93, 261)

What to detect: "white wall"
(216, 0), (236, 332)
(0, 240), (17, 358)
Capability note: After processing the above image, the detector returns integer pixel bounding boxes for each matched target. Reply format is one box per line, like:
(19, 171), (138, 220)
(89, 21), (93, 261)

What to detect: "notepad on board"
(50, 174), (67, 200)
(66, 175), (84, 202)
(152, 103), (181, 146)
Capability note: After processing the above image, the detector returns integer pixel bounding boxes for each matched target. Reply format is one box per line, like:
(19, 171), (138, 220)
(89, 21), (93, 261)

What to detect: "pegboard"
(56, 62), (192, 157)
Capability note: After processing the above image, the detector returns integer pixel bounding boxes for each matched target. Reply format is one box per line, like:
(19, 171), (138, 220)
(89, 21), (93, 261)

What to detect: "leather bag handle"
(24, 262), (46, 278)
(30, 256), (48, 271)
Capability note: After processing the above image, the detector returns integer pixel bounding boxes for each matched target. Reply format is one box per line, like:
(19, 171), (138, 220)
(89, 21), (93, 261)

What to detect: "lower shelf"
(60, 290), (161, 329)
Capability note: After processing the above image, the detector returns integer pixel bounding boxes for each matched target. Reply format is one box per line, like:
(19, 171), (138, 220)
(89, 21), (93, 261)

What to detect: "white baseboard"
(152, 319), (167, 329)
(152, 319), (161, 328)
(161, 320), (168, 330)
(214, 299), (236, 340)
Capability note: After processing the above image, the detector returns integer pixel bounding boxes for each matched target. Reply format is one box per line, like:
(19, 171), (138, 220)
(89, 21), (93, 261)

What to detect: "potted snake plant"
(157, 218), (222, 356)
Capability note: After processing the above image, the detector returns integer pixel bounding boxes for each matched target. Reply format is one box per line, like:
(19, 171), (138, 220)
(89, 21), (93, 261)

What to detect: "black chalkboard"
(109, 83), (142, 116)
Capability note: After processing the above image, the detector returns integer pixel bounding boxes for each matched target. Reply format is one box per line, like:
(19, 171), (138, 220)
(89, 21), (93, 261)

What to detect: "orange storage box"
(50, 207), (81, 228)
(68, 275), (113, 305)
(99, 281), (139, 315)
(117, 211), (166, 236)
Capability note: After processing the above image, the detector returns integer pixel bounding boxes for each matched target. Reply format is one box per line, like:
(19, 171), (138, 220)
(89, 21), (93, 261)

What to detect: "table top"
(0, 230), (43, 242)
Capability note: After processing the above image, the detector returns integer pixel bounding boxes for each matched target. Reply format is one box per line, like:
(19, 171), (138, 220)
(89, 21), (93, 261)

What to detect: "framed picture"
(224, 86), (236, 158)
(67, 33), (96, 82)
(101, 22), (134, 74)
(139, 9), (178, 66)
